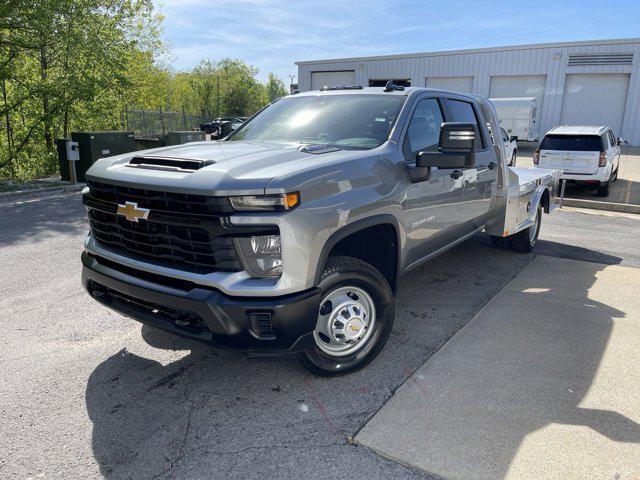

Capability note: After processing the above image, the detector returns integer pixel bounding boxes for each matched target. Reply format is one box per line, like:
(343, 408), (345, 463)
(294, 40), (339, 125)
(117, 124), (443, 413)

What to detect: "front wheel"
(300, 256), (394, 376)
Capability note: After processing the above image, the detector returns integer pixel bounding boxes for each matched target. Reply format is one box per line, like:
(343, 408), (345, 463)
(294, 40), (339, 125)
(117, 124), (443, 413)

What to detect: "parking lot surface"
(1, 193), (639, 479)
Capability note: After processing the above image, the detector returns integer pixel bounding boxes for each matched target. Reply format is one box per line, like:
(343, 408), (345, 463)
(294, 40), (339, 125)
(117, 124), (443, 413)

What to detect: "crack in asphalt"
(151, 374), (196, 479)
(206, 441), (347, 457)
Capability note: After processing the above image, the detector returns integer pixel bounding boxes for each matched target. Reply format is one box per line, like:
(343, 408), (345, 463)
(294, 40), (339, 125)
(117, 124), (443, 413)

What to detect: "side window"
(608, 130), (616, 147)
(403, 98), (444, 162)
(500, 128), (509, 143)
(602, 133), (610, 149)
(447, 99), (484, 150)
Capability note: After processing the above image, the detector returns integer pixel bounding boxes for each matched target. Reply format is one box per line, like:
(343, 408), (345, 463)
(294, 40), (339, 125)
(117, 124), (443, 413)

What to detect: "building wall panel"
(297, 39), (640, 144)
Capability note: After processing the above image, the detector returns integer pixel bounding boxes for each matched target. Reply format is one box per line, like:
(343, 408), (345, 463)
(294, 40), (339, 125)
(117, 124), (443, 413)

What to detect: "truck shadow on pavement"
(84, 241), (640, 479)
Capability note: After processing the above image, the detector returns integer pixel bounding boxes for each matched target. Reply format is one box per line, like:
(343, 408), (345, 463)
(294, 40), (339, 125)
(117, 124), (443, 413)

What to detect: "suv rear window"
(540, 135), (603, 152)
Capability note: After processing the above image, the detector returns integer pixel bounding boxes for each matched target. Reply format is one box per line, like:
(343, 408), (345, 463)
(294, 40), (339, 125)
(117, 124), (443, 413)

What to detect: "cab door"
(399, 95), (468, 267)
(444, 97), (498, 226)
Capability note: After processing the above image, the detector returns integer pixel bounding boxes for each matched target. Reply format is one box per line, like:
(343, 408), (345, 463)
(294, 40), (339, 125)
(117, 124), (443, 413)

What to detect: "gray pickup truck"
(81, 85), (560, 375)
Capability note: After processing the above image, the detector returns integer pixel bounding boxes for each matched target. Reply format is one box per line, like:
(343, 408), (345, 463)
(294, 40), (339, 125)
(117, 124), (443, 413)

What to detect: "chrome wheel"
(313, 286), (376, 357)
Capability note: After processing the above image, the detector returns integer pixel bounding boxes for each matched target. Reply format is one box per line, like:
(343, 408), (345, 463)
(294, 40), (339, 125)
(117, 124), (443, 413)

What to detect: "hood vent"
(126, 156), (215, 172)
(567, 53), (633, 66)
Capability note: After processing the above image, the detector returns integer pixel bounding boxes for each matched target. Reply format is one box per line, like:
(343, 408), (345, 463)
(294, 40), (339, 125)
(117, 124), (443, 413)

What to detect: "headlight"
(230, 192), (300, 211)
(234, 234), (282, 277)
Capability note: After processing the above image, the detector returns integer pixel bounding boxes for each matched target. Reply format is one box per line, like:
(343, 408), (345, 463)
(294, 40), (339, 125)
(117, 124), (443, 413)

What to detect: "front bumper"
(81, 252), (321, 356)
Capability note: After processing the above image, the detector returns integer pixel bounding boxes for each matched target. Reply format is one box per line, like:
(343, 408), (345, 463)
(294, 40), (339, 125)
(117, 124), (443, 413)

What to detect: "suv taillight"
(533, 149), (540, 165)
(598, 151), (607, 167)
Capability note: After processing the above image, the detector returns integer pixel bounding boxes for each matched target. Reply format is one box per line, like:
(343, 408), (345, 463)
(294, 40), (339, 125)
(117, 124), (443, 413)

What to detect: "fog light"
(235, 234), (282, 277)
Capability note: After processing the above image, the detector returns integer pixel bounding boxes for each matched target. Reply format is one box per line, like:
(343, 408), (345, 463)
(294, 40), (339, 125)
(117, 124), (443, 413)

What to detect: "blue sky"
(155, 0), (640, 82)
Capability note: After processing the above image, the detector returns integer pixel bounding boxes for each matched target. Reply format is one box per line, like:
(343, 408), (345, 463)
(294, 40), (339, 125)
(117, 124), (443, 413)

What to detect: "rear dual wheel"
(490, 203), (542, 253)
(300, 256), (394, 376)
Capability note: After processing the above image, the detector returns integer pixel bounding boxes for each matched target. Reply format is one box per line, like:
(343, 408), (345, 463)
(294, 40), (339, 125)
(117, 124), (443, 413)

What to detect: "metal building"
(295, 38), (640, 144)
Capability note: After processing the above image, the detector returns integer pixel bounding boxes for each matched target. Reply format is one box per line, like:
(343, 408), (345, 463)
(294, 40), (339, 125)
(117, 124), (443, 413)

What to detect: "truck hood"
(85, 140), (346, 196)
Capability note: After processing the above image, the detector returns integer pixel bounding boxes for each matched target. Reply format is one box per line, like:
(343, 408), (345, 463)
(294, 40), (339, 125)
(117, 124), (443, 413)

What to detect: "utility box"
(166, 131), (205, 146)
(70, 131), (135, 182)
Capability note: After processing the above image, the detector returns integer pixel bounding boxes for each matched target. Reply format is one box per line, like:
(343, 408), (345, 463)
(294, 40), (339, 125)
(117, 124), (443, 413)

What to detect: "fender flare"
(313, 214), (402, 292)
(529, 185), (551, 222)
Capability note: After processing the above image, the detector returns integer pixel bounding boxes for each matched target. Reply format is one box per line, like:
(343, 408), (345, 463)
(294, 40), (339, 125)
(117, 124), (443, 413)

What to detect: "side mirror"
(416, 122), (476, 169)
(617, 137), (623, 146)
(510, 136), (518, 143)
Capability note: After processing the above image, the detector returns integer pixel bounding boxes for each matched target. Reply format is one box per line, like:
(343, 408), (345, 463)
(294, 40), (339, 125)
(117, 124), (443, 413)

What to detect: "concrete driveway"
(1, 193), (639, 479)
(357, 255), (640, 479)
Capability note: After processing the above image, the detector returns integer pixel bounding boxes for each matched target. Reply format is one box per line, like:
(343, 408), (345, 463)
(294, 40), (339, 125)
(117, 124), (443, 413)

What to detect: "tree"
(0, 0), (162, 180)
(265, 73), (287, 102)
(0, 1), (285, 182)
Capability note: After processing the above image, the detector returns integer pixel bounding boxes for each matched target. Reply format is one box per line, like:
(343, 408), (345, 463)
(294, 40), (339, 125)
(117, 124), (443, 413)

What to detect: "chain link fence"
(126, 109), (215, 137)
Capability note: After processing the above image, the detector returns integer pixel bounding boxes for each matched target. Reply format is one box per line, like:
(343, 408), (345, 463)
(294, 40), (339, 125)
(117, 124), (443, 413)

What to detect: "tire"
(612, 167), (619, 182)
(491, 204), (542, 253)
(510, 151), (517, 167)
(490, 235), (509, 249)
(508, 203), (542, 253)
(596, 181), (610, 197)
(300, 256), (394, 376)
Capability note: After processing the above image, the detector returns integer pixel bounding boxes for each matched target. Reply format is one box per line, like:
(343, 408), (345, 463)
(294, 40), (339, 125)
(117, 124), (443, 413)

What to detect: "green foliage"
(0, 1), (289, 181)
(266, 73), (288, 103)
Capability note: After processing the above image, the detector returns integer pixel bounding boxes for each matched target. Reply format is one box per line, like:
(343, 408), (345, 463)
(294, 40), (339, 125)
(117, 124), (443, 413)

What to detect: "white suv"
(533, 126), (621, 197)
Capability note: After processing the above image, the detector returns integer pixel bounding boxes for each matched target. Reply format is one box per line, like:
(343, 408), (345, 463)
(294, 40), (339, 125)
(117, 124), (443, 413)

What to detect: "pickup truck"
(81, 84), (561, 376)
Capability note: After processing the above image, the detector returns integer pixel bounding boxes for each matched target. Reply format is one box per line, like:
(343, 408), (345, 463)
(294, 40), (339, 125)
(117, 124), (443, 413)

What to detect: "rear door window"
(446, 99), (484, 149)
(540, 135), (604, 152)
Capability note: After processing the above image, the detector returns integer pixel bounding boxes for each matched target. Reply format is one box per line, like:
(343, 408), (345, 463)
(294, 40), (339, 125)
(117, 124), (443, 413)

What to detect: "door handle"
(450, 170), (463, 179)
(488, 162), (497, 170)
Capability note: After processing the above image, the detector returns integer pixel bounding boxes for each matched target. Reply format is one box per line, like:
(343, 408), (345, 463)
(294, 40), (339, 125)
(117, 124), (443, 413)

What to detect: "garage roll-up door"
(489, 75), (546, 99)
(426, 76), (473, 93)
(490, 75), (546, 138)
(560, 74), (629, 135)
(311, 71), (356, 90)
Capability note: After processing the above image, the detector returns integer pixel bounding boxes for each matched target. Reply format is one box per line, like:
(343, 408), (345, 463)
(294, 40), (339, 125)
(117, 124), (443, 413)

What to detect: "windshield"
(540, 134), (603, 151)
(228, 94), (405, 149)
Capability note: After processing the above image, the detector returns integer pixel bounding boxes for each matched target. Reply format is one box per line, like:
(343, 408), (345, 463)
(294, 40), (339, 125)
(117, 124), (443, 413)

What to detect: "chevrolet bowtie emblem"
(116, 201), (150, 222)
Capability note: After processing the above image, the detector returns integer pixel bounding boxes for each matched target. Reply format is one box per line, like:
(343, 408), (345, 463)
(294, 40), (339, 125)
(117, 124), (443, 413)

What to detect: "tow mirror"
(416, 122), (476, 169)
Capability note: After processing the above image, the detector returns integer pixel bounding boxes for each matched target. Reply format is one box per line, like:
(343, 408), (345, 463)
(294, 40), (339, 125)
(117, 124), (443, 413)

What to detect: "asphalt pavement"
(0, 193), (638, 479)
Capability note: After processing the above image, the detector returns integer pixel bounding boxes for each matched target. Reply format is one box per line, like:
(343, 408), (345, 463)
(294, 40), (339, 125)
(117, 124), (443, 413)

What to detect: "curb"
(0, 183), (86, 202)
(562, 197), (640, 215)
